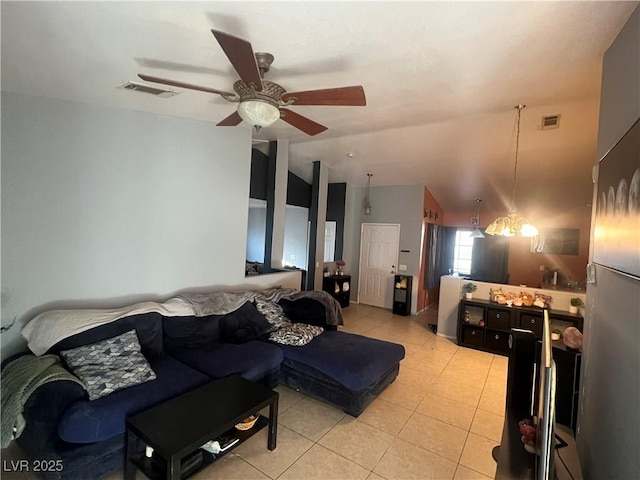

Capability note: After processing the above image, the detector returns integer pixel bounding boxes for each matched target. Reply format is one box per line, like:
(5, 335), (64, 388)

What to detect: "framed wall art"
(592, 118), (640, 278)
(531, 228), (580, 255)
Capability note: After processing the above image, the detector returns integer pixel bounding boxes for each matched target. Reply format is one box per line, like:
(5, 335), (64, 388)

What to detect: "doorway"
(358, 223), (400, 308)
(324, 221), (337, 262)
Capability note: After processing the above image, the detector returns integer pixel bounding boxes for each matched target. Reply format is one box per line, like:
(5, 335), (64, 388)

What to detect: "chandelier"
(485, 105), (538, 237)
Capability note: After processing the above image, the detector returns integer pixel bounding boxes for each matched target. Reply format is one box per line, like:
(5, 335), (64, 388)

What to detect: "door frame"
(357, 223), (401, 306)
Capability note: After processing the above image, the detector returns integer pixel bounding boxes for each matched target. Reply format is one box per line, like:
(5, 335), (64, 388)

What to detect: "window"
(453, 229), (475, 275)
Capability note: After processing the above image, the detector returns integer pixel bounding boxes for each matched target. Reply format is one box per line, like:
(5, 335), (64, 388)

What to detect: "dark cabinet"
(457, 299), (583, 356)
(392, 275), (412, 316)
(487, 309), (510, 330)
(458, 300), (514, 355)
(485, 329), (510, 354)
(552, 343), (581, 432)
(322, 275), (351, 308)
(461, 325), (484, 347)
(519, 312), (544, 337)
(458, 298), (583, 433)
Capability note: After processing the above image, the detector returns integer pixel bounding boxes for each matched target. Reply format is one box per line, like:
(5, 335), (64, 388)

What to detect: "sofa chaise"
(3, 288), (405, 479)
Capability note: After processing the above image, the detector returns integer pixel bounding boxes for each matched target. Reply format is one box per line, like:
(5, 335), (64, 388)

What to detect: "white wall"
(270, 139), (289, 269)
(1, 93), (256, 359)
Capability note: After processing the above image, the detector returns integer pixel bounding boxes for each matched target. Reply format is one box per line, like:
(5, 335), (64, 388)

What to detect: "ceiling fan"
(138, 29), (366, 136)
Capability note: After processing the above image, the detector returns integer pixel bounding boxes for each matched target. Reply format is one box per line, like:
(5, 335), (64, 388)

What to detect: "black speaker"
(506, 328), (537, 420)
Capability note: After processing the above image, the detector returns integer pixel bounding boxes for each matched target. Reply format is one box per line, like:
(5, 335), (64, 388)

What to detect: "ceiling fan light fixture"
(237, 99), (280, 128)
(138, 30), (366, 136)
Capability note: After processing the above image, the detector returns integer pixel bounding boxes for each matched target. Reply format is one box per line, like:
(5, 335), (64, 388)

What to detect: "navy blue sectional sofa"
(10, 296), (405, 479)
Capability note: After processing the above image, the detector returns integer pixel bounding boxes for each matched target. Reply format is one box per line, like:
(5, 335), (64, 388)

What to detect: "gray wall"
(577, 6), (640, 479)
(1, 93), (253, 359)
(344, 184), (423, 308)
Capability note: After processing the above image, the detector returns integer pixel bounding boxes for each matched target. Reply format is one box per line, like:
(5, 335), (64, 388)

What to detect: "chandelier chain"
(511, 105), (524, 211)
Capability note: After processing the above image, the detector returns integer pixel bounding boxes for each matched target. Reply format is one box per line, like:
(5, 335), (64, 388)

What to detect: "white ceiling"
(2, 1), (637, 215)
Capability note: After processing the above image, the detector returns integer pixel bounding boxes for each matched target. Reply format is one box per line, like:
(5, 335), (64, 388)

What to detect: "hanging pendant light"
(469, 199), (485, 238)
(363, 172), (373, 215)
(485, 105), (538, 237)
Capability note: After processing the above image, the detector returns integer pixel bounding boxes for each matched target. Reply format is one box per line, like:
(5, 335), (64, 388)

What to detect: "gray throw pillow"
(60, 329), (156, 400)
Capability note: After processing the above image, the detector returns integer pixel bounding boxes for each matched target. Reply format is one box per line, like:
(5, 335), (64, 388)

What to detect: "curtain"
(424, 225), (457, 289)
(471, 235), (510, 284)
(424, 223), (439, 289)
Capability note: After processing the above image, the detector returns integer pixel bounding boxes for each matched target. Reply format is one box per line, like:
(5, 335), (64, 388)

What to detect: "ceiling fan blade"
(217, 111), (243, 126)
(138, 74), (234, 97)
(279, 108), (328, 136)
(211, 29), (263, 91)
(282, 86), (366, 106)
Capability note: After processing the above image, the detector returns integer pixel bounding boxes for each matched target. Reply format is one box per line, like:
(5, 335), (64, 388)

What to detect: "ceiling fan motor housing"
(233, 80), (286, 108)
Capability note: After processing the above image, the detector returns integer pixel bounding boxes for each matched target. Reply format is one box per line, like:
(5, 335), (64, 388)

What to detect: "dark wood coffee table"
(125, 375), (278, 480)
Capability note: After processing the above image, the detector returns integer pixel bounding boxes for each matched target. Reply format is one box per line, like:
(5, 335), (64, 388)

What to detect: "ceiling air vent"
(541, 114), (561, 130)
(118, 81), (178, 98)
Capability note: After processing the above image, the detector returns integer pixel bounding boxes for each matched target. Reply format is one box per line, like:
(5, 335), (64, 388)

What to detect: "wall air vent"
(541, 114), (561, 130)
(118, 81), (178, 98)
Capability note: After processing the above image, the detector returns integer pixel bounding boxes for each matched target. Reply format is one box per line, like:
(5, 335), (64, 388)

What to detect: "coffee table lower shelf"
(125, 376), (278, 480)
(130, 416), (269, 480)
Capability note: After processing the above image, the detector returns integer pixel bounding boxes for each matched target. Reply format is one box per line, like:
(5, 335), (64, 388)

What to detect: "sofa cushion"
(163, 314), (223, 351)
(60, 330), (156, 400)
(169, 341), (284, 383)
(272, 331), (405, 391)
(58, 356), (209, 443)
(219, 302), (272, 344)
(49, 312), (165, 360)
(278, 298), (327, 326)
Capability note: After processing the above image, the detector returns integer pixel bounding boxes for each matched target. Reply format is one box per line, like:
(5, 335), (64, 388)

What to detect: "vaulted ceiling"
(2, 1), (637, 215)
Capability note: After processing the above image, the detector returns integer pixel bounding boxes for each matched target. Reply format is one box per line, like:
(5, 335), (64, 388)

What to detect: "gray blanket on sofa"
(178, 288), (344, 326)
(1, 354), (84, 448)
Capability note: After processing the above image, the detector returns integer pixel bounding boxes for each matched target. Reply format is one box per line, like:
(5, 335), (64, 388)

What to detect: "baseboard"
(437, 333), (456, 340)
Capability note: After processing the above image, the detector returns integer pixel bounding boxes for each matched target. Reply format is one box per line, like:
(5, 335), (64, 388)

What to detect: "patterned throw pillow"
(269, 323), (324, 346)
(60, 330), (156, 400)
(255, 300), (290, 330)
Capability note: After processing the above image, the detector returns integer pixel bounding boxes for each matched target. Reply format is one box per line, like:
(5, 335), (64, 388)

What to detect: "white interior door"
(358, 224), (400, 309)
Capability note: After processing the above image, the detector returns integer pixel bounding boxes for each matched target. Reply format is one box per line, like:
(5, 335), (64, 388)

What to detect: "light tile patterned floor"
(4, 303), (507, 480)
